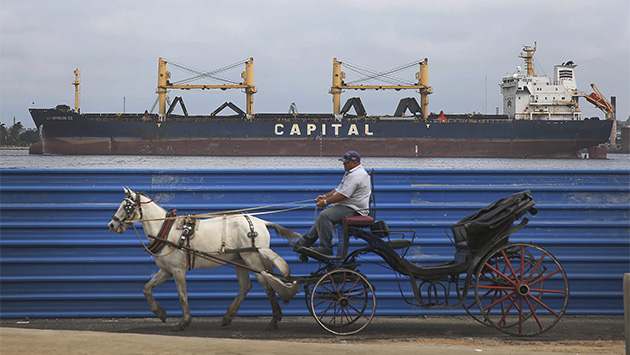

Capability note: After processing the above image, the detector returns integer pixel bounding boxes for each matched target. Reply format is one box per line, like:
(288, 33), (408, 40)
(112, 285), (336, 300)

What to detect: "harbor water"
(1, 149), (629, 170)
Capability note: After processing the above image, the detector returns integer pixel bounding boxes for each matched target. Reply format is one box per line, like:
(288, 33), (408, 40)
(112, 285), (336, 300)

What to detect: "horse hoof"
(266, 322), (278, 331)
(221, 317), (232, 327)
(155, 308), (167, 323)
(172, 319), (192, 332)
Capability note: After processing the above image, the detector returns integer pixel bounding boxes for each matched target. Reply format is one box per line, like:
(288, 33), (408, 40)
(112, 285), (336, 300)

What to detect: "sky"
(1, 0), (629, 129)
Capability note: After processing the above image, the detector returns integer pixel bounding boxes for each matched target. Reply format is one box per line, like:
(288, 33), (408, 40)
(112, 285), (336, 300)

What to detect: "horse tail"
(259, 248), (299, 302)
(259, 248), (291, 277)
(265, 222), (301, 241)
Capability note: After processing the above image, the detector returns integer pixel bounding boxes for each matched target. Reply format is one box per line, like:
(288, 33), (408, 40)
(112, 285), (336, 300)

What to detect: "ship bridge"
(500, 43), (581, 120)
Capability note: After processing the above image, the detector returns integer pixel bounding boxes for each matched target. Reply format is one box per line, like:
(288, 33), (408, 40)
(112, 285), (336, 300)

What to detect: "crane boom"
(584, 83), (613, 120)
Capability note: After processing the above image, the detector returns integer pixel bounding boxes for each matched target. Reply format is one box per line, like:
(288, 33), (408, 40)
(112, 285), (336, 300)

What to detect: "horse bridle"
(112, 192), (152, 225)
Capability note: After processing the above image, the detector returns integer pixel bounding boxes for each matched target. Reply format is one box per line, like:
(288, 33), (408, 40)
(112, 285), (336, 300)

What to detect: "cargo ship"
(28, 43), (615, 158)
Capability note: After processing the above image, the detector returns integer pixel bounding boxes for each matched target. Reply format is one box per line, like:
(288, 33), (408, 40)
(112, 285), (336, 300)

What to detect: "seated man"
(293, 151), (371, 255)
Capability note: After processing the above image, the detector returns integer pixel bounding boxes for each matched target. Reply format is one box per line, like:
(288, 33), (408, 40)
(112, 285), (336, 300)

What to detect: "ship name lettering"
(48, 116), (73, 121)
(274, 123), (373, 137)
(289, 124), (301, 135)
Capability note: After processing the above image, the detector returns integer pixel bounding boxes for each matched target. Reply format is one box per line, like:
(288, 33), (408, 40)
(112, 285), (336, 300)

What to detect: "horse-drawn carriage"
(109, 187), (569, 337)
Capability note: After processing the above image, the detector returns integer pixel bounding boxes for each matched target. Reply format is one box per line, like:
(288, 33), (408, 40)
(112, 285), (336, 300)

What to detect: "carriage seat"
(341, 216), (408, 249)
(294, 216), (377, 262)
(342, 215), (375, 227)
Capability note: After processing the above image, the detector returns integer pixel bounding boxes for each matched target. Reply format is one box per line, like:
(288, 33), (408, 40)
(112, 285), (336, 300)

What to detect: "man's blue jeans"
(302, 205), (359, 253)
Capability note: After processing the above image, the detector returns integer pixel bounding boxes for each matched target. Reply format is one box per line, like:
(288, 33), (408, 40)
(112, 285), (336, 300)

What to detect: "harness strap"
(219, 214), (259, 254)
(177, 215), (198, 270)
(221, 216), (227, 253)
(143, 234), (289, 280)
(186, 236), (195, 270)
(147, 209), (178, 254)
(243, 214), (259, 250)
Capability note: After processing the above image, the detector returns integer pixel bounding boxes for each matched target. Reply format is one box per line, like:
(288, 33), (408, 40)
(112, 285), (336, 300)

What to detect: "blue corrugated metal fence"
(1, 169), (628, 318)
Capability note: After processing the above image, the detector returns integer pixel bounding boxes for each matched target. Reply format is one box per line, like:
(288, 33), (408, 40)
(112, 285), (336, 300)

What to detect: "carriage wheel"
(457, 273), (487, 325)
(303, 282), (315, 316)
(310, 268), (376, 335)
(474, 243), (569, 336)
(460, 247), (538, 326)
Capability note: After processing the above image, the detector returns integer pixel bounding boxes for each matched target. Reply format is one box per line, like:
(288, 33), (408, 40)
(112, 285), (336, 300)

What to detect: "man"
(293, 151), (371, 255)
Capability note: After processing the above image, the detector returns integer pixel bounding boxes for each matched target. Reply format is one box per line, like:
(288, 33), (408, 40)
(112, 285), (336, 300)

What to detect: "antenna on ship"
(519, 42), (537, 77)
(72, 69), (81, 114)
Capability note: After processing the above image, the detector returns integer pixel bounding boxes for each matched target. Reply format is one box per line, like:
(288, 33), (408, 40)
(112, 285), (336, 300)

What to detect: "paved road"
(1, 316), (625, 354)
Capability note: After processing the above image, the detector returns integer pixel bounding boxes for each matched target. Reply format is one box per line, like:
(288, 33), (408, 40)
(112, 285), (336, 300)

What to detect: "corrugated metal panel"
(1, 169), (628, 318)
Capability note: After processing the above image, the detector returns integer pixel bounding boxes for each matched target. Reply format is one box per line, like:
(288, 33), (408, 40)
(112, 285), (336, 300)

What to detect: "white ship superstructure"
(500, 43), (582, 120)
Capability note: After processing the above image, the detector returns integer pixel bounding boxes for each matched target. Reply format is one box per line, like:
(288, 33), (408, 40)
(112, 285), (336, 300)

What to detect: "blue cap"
(339, 151), (361, 163)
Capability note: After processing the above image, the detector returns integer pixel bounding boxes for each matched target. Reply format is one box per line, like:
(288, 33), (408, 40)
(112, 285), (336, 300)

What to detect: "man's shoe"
(290, 237), (313, 248)
(289, 239), (304, 248)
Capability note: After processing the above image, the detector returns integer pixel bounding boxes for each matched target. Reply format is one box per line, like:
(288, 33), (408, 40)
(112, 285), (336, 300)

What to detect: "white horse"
(108, 188), (301, 331)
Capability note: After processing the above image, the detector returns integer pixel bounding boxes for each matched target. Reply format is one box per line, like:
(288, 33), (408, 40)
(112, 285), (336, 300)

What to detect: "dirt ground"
(0, 315), (625, 354)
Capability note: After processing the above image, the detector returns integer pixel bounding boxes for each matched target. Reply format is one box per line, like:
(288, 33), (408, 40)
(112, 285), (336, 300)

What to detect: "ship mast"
(157, 58), (256, 120)
(330, 58), (433, 119)
(519, 42), (537, 77)
(72, 69), (81, 113)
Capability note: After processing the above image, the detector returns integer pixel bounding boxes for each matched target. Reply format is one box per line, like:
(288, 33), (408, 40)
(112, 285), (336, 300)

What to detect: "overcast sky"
(1, 0), (628, 129)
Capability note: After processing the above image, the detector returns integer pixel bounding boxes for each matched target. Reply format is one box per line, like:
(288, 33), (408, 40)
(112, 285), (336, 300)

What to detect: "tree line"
(0, 122), (40, 147)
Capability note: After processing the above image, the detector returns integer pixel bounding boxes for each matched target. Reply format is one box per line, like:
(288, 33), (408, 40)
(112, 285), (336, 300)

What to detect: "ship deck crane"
(330, 58), (433, 119)
(72, 69), (80, 114)
(157, 58), (256, 120)
(584, 83), (614, 120)
(583, 83), (615, 147)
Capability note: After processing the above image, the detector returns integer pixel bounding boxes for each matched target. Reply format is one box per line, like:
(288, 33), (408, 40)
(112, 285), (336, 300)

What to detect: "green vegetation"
(0, 122), (40, 147)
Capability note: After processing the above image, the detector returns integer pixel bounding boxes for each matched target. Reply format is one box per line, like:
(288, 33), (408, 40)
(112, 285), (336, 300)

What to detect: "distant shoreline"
(0, 146), (30, 150)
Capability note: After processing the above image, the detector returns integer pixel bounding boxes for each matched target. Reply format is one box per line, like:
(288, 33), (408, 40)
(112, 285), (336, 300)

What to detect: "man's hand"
(315, 195), (327, 208)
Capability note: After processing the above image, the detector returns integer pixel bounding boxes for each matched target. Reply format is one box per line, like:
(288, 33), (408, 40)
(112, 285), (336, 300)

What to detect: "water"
(1, 149), (629, 170)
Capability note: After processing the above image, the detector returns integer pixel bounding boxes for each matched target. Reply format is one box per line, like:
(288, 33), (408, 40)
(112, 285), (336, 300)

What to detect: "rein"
(129, 199), (315, 223)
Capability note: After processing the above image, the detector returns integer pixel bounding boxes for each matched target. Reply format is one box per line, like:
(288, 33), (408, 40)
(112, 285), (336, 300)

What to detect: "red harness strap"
(147, 209), (177, 254)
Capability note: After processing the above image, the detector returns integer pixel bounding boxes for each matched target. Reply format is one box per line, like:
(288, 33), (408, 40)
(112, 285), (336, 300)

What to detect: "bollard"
(625, 273), (629, 355)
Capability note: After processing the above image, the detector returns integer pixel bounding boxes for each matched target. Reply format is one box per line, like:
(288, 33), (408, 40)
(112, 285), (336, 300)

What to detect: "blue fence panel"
(1, 169), (628, 318)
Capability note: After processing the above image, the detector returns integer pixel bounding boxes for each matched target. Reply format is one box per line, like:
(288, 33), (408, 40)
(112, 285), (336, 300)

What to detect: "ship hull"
(27, 136), (607, 158)
(29, 109), (614, 158)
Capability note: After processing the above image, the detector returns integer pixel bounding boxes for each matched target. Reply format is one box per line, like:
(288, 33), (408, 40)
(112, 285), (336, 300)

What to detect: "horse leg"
(254, 273), (283, 331)
(222, 267), (252, 327)
(171, 269), (192, 331)
(239, 252), (284, 331)
(143, 269), (172, 323)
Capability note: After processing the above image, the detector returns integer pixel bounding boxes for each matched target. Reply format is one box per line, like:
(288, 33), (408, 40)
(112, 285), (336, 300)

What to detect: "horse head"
(108, 187), (142, 233)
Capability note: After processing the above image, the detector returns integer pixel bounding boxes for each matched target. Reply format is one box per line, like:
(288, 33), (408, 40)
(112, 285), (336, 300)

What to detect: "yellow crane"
(72, 69), (80, 113)
(157, 58), (256, 120)
(330, 58), (433, 119)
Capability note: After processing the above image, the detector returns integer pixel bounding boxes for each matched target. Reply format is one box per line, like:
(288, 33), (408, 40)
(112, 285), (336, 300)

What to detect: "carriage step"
(387, 239), (412, 249)
(293, 246), (345, 262)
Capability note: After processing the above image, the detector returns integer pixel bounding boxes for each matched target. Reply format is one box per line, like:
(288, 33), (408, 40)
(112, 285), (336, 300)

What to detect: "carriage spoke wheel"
(310, 268), (376, 335)
(461, 247), (537, 326)
(475, 243), (569, 336)
(303, 282), (315, 316)
(457, 273), (487, 325)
